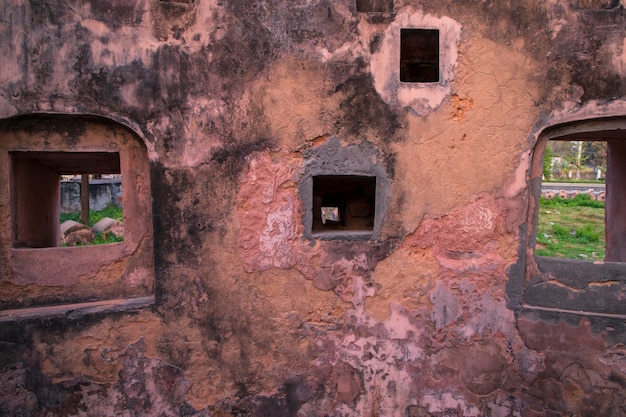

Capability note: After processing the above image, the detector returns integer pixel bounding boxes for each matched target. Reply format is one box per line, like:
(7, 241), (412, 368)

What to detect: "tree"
(582, 141), (607, 171)
(543, 143), (553, 180)
(547, 140), (606, 180)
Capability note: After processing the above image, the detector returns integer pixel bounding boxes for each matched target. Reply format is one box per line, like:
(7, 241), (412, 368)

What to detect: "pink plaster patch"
(237, 151), (303, 272)
(236, 151), (382, 310)
(403, 195), (507, 273)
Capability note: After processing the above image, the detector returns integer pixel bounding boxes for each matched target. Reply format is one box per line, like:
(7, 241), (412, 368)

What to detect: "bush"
(575, 223), (601, 242)
(60, 204), (123, 227)
(540, 194), (604, 209)
(551, 223), (571, 239)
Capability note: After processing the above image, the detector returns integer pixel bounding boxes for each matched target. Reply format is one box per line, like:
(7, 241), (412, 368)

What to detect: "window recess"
(400, 28), (440, 83)
(0, 115), (154, 315)
(523, 117), (626, 316)
(312, 175), (376, 234)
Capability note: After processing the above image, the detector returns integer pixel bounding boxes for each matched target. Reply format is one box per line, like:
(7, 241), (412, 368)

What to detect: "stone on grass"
(60, 220), (95, 246)
(92, 217), (124, 239)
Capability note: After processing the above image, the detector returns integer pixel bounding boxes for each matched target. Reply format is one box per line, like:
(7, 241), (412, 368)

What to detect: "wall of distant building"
(60, 178), (122, 213)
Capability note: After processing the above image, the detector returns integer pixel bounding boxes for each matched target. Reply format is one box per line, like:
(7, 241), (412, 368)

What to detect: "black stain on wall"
(87, 0), (146, 30)
(211, 137), (273, 178)
(547, 6), (626, 101)
(336, 74), (402, 142)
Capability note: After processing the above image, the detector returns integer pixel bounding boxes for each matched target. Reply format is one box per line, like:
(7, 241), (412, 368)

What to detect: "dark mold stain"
(0, 338), (191, 416)
(87, 0), (146, 30)
(335, 74), (401, 142)
(28, 0), (66, 27)
(150, 164), (201, 270)
(211, 137), (273, 178)
(369, 34), (383, 54)
(548, 7), (626, 101)
(248, 377), (311, 417)
(211, 26), (276, 86)
(158, 0), (196, 19)
(0, 114), (88, 139)
(224, 0), (356, 56)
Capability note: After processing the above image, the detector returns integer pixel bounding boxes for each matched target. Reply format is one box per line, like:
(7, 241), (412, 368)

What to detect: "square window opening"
(312, 175), (376, 234)
(400, 28), (440, 83)
(356, 0), (393, 13)
(10, 151), (122, 248)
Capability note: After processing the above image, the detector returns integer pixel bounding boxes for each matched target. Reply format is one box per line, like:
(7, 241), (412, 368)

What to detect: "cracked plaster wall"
(1, 0), (626, 416)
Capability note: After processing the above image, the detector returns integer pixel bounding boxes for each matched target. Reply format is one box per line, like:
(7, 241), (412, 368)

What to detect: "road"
(541, 182), (605, 192)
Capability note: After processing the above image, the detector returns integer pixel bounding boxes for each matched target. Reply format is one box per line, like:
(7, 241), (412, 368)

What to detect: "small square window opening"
(400, 28), (440, 83)
(356, 0), (393, 13)
(312, 175), (376, 233)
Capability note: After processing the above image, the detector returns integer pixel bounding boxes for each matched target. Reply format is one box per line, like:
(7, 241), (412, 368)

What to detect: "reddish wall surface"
(11, 154), (60, 248)
(0, 1), (626, 416)
(606, 140), (626, 262)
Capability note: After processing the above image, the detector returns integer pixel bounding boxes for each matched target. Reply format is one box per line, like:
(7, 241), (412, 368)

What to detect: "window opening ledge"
(0, 295), (155, 322)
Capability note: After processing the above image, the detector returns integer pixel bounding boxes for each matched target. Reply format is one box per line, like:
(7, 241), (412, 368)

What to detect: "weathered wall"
(60, 179), (122, 213)
(1, 0), (626, 416)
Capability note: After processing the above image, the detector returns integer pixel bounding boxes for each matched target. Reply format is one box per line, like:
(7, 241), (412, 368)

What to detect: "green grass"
(536, 194), (604, 260)
(60, 204), (123, 226)
(60, 205), (123, 245)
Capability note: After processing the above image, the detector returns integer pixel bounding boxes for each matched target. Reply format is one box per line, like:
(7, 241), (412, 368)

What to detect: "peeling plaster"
(429, 280), (460, 329)
(421, 392), (481, 416)
(503, 150), (531, 199)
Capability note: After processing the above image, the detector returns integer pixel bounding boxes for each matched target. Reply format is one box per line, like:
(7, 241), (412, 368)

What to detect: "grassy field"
(535, 194), (605, 260)
(60, 205), (123, 245)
